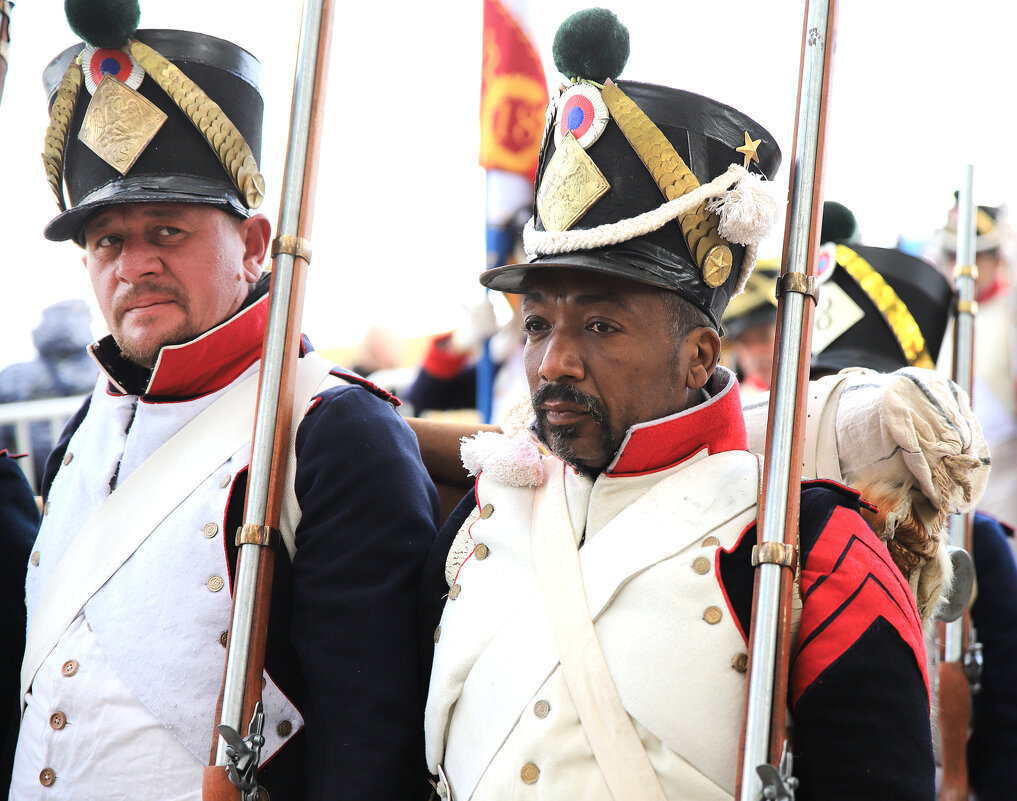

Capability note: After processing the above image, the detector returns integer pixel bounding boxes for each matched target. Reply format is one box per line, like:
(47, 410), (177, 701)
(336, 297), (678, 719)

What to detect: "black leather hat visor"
(45, 176), (249, 245)
(481, 238), (744, 330)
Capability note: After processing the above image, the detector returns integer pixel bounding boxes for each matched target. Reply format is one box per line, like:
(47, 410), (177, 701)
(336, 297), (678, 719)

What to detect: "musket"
(201, 1), (334, 798)
(937, 164), (979, 801)
(737, 2), (837, 799)
(0, 1), (12, 107)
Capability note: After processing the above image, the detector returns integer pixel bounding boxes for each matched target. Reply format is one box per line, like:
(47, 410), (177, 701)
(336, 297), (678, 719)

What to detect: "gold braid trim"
(600, 81), (732, 287)
(41, 62), (83, 213)
(835, 245), (935, 369)
(128, 40), (265, 209)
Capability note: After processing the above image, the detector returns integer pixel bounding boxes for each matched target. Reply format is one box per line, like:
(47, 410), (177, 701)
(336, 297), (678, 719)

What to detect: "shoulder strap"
(22, 355), (334, 700)
(278, 351), (342, 558)
(531, 461), (669, 801)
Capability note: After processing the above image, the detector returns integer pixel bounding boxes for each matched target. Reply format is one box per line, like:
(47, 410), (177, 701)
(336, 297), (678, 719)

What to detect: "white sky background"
(0, 0), (1013, 368)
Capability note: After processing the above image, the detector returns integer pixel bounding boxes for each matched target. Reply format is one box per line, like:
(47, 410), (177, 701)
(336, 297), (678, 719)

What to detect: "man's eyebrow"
(574, 292), (629, 308)
(86, 205), (186, 231)
(522, 289), (631, 309)
(524, 290), (626, 309)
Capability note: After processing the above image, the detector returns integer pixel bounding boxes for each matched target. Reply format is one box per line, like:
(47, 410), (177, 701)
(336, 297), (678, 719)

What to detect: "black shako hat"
(42, 2), (264, 245)
(481, 8), (782, 329)
(811, 241), (953, 376)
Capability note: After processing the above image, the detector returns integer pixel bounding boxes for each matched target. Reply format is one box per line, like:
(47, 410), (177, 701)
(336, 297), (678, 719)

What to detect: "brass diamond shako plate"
(78, 74), (167, 175)
(537, 132), (610, 232)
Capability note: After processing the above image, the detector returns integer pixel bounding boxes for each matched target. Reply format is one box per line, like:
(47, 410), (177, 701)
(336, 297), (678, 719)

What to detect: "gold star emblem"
(736, 131), (762, 170)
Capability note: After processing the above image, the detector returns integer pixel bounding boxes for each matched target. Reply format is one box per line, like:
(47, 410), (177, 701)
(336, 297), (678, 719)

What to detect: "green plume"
(65, 0), (141, 49)
(552, 8), (630, 82)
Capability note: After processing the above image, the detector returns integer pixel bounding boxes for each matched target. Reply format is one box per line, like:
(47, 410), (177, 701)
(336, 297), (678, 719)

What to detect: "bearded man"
(11, 8), (438, 800)
(420, 9), (936, 801)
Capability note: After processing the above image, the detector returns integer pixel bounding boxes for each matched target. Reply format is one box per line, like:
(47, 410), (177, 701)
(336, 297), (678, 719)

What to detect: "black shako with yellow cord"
(814, 202), (952, 376)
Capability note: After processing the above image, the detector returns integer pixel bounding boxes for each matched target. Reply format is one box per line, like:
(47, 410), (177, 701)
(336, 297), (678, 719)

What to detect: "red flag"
(479, 0), (548, 181)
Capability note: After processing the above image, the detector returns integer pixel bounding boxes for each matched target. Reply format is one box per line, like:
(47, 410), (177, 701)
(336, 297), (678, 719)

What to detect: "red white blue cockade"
(80, 45), (145, 95)
(554, 83), (609, 149)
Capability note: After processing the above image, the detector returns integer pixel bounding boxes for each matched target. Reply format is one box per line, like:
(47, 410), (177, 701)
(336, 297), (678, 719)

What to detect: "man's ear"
(239, 213), (272, 281)
(685, 326), (721, 391)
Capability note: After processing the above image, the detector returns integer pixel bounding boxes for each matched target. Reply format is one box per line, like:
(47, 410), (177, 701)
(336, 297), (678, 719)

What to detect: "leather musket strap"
(531, 462), (668, 801)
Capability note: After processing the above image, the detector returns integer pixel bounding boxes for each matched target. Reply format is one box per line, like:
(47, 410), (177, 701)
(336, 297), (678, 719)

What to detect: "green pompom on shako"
(552, 7), (630, 82)
(820, 201), (860, 244)
(65, 0), (140, 49)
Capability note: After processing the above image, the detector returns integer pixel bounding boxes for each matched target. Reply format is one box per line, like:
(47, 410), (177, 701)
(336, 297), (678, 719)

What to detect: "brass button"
(704, 606), (723, 625)
(277, 720), (293, 737)
(219, 631), (228, 648)
(433, 625), (441, 644)
(61, 660), (78, 677)
(480, 503), (495, 519)
(30, 551), (40, 567)
(39, 768), (56, 787)
(62, 452), (73, 466)
(732, 653), (749, 673)
(43, 501), (51, 516)
(702, 536), (720, 547)
(474, 543), (490, 561)
(520, 762), (540, 784)
(533, 700), (550, 719)
(448, 583), (461, 600)
(219, 473), (232, 489)
(203, 522), (219, 538)
(207, 575), (225, 592)
(692, 557), (711, 575)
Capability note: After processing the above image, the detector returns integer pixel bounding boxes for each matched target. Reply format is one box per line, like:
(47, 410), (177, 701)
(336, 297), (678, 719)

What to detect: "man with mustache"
(421, 9), (939, 801)
(10, 7), (438, 800)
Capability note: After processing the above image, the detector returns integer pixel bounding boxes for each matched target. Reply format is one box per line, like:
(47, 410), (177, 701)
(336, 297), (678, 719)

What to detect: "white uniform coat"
(425, 368), (760, 800)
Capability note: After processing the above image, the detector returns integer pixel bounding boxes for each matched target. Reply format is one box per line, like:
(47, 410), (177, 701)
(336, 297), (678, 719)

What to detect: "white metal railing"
(0, 395), (88, 490)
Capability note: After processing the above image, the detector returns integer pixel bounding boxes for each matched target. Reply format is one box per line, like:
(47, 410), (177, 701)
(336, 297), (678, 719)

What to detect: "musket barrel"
(952, 164), (977, 397)
(944, 164), (976, 664)
(214, 0), (330, 771)
(739, 1), (836, 798)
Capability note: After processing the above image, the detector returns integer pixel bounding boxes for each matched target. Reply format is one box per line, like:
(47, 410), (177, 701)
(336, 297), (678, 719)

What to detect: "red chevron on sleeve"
(790, 506), (928, 706)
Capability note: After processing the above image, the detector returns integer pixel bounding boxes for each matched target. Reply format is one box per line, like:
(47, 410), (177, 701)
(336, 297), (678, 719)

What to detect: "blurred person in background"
(0, 299), (97, 489)
(0, 452), (39, 797)
(720, 260), (779, 395)
(937, 200), (1016, 529)
(404, 290), (527, 424)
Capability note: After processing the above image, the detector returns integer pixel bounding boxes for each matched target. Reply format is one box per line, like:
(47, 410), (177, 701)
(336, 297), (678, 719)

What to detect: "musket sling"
(21, 353), (335, 703)
(531, 461), (669, 801)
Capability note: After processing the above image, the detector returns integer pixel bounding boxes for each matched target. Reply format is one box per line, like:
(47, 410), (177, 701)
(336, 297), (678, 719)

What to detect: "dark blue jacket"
(969, 512), (1017, 800)
(0, 453), (40, 796)
(37, 361), (440, 801)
